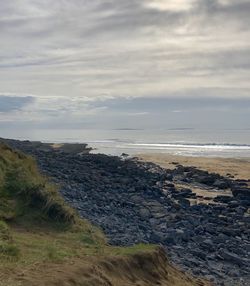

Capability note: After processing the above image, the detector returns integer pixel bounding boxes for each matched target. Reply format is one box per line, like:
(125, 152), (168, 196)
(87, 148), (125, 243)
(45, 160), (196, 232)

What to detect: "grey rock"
(201, 239), (215, 252)
(232, 188), (250, 200)
(213, 179), (230, 189)
(218, 249), (248, 266)
(139, 208), (151, 219)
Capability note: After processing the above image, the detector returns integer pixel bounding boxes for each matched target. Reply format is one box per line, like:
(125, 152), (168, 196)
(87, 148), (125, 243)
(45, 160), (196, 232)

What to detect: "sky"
(0, 0), (250, 132)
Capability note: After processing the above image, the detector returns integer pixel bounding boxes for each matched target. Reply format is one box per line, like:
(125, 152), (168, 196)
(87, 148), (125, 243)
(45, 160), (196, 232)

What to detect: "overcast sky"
(0, 0), (250, 131)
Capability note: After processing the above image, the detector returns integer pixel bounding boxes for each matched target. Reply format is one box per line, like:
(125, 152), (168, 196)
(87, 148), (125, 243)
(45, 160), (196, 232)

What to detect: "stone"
(195, 175), (215, 185)
(178, 198), (190, 208)
(232, 188), (250, 200)
(218, 249), (247, 266)
(204, 223), (217, 235)
(165, 174), (173, 181)
(139, 208), (151, 219)
(201, 239), (215, 252)
(150, 232), (165, 243)
(214, 195), (232, 203)
(213, 179), (230, 189)
(228, 200), (240, 208)
(130, 195), (143, 204)
(190, 249), (207, 260)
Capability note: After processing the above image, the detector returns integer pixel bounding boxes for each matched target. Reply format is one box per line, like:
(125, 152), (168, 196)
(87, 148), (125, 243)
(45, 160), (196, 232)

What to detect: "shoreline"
(1, 138), (250, 285)
(138, 153), (250, 181)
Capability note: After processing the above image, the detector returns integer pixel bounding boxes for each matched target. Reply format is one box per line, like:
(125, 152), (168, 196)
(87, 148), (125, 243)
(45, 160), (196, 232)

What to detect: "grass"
(0, 220), (19, 259)
(110, 243), (157, 256)
(0, 142), (105, 264)
(0, 142), (155, 267)
(0, 143), (76, 224)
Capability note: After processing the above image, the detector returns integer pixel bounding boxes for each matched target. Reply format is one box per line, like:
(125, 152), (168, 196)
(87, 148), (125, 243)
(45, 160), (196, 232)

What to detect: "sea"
(1, 127), (250, 158)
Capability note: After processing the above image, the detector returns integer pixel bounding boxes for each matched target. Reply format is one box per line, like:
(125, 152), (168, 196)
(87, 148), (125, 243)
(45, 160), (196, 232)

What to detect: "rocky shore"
(2, 138), (250, 286)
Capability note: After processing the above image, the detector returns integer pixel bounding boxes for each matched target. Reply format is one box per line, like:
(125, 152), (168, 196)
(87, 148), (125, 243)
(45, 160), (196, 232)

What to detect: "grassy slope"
(0, 143), (209, 286)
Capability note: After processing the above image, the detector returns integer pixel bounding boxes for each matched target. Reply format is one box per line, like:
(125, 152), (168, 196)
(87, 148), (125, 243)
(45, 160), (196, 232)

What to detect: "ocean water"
(1, 128), (250, 158)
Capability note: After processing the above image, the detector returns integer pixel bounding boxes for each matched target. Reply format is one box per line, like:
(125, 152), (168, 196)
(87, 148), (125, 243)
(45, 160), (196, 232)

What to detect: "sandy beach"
(138, 153), (250, 181)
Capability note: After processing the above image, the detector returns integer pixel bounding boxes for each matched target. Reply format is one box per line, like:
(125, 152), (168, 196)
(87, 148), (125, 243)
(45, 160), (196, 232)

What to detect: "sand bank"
(138, 154), (250, 180)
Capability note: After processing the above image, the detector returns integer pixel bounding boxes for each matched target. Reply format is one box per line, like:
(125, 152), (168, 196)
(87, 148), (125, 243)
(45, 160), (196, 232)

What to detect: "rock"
(139, 208), (151, 219)
(235, 206), (246, 214)
(165, 183), (175, 188)
(228, 269), (240, 278)
(201, 239), (215, 252)
(121, 153), (129, 158)
(205, 223), (217, 235)
(165, 174), (173, 181)
(178, 198), (190, 208)
(218, 249), (247, 266)
(165, 229), (191, 244)
(233, 180), (248, 187)
(213, 179), (230, 189)
(194, 225), (204, 234)
(150, 232), (165, 243)
(195, 175), (215, 185)
(130, 195), (143, 204)
(228, 200), (240, 208)
(190, 249), (207, 260)
(152, 212), (167, 219)
(232, 188), (250, 200)
(213, 233), (229, 244)
(214, 195), (232, 203)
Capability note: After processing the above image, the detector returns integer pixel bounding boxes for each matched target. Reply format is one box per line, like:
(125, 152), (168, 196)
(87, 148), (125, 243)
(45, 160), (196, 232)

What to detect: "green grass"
(110, 243), (157, 256)
(0, 143), (76, 224)
(0, 220), (10, 241)
(0, 142), (105, 261)
(0, 242), (19, 258)
(0, 142), (157, 286)
(0, 220), (19, 259)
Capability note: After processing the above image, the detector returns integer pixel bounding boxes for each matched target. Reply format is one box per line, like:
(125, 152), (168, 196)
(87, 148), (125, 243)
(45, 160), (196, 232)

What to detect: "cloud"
(0, 95), (34, 112)
(0, 92), (249, 131)
(0, 0), (249, 130)
(89, 92), (250, 112)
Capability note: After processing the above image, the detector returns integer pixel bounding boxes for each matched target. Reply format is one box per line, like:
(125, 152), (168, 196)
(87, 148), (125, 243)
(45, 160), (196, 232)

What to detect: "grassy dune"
(0, 142), (104, 261)
(0, 143), (209, 286)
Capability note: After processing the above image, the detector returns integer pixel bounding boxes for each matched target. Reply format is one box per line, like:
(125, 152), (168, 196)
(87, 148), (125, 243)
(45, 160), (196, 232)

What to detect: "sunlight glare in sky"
(146, 0), (196, 11)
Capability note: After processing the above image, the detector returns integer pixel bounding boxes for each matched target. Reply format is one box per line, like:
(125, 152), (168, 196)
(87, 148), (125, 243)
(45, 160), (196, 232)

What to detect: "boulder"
(139, 208), (151, 219)
(150, 231), (165, 243)
(228, 200), (240, 208)
(200, 239), (215, 252)
(213, 179), (230, 189)
(194, 175), (215, 185)
(232, 188), (250, 200)
(214, 195), (232, 204)
(218, 249), (248, 266)
(178, 198), (190, 208)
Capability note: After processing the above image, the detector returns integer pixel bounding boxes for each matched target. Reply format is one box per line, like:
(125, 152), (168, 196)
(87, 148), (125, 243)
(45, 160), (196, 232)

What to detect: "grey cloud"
(0, 91), (249, 130)
(0, 95), (34, 112)
(0, 0), (249, 127)
(84, 93), (250, 130)
(90, 91), (250, 112)
(83, 0), (250, 37)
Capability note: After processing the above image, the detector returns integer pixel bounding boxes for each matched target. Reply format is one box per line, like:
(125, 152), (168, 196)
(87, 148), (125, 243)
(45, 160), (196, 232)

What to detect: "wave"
(128, 142), (250, 150)
(89, 139), (250, 149)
